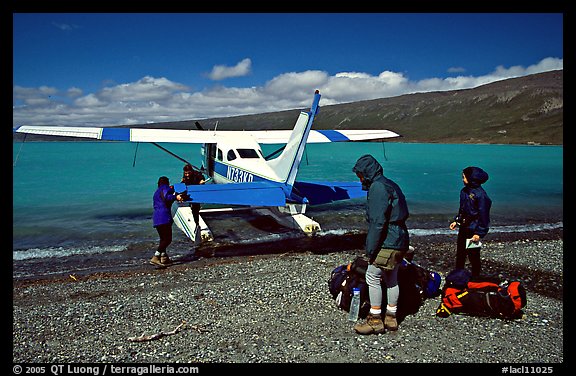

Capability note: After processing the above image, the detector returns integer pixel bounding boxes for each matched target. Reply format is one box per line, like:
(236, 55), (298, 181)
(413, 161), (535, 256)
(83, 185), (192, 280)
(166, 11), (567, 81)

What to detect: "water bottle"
(348, 287), (361, 322)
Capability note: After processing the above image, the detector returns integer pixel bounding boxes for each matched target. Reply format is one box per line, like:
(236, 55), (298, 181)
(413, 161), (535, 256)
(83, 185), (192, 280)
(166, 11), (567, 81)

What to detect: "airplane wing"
(13, 126), (221, 143)
(250, 129), (400, 143)
(172, 180), (365, 207)
(172, 182), (287, 207)
(14, 126), (399, 144)
(291, 180), (366, 205)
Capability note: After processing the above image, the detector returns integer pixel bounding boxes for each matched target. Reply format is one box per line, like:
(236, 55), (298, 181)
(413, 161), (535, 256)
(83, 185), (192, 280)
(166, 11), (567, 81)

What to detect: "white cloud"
(97, 76), (189, 102)
(67, 87), (83, 98)
(265, 70), (329, 103)
(74, 94), (105, 107)
(13, 85), (58, 100)
(447, 67), (466, 73)
(12, 57), (563, 128)
(208, 58), (252, 81)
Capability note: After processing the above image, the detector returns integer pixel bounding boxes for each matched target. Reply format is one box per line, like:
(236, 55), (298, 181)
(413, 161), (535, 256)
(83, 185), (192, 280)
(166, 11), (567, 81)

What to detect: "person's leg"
(151, 225), (168, 265)
(455, 228), (469, 270)
(382, 264), (400, 330)
(366, 263), (383, 313)
(468, 248), (481, 277)
(192, 203), (200, 226)
(156, 224), (171, 251)
(354, 264), (385, 335)
(157, 224), (173, 264)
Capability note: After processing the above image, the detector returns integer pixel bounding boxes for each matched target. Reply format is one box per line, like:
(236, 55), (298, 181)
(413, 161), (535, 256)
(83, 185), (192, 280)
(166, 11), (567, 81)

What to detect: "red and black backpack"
(436, 269), (527, 319)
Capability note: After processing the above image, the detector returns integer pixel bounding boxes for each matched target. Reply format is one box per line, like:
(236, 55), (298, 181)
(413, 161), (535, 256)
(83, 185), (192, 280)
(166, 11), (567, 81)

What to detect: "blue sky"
(13, 13), (563, 127)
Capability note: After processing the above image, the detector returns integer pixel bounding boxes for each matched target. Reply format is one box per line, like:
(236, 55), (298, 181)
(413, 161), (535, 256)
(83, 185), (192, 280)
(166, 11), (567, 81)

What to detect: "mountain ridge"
(15, 70), (563, 145)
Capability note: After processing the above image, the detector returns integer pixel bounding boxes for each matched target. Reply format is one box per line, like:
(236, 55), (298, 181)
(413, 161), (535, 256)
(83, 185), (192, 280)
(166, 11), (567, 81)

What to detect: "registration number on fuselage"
(227, 166), (254, 183)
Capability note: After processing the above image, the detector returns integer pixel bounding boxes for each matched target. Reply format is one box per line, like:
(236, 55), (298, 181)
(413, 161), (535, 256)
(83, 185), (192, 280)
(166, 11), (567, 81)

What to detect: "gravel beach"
(13, 230), (565, 369)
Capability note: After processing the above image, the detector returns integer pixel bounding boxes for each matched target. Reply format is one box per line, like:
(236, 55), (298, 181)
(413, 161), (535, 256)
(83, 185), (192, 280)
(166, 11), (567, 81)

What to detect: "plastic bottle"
(348, 287), (361, 322)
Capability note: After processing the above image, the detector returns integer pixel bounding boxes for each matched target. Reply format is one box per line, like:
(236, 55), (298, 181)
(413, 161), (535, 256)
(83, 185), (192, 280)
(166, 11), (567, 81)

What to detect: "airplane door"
(203, 143), (216, 178)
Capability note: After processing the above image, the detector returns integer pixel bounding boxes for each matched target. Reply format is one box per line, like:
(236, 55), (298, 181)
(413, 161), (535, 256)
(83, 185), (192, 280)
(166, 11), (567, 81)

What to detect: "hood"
(463, 166), (489, 187)
(352, 154), (383, 190)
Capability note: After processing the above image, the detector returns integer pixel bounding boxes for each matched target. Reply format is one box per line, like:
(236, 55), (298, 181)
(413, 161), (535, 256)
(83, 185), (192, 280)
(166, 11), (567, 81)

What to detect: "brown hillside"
(140, 70), (564, 145)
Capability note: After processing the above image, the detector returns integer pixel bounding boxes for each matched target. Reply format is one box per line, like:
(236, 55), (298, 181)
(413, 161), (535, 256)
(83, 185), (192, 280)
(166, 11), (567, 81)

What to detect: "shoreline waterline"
(13, 225), (563, 283)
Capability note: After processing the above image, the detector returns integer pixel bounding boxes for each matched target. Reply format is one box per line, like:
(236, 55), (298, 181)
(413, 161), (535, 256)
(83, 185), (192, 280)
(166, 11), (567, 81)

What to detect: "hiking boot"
(354, 313), (385, 335)
(160, 254), (172, 265)
(150, 255), (163, 266)
(384, 313), (398, 331)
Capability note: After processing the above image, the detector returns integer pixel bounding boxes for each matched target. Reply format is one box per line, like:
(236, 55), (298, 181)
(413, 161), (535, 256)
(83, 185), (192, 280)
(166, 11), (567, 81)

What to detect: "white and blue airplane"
(14, 90), (400, 244)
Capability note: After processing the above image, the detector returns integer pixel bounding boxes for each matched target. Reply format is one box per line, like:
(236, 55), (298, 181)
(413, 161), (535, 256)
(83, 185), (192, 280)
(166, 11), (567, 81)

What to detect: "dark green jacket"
(352, 155), (410, 259)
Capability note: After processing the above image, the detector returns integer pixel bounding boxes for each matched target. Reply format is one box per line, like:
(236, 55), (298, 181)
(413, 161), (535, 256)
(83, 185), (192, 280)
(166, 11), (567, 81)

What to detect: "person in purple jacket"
(449, 166), (492, 277)
(151, 176), (183, 266)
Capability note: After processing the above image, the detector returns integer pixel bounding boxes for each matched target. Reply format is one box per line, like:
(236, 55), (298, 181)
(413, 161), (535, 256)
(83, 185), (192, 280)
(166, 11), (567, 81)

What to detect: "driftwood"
(127, 321), (209, 342)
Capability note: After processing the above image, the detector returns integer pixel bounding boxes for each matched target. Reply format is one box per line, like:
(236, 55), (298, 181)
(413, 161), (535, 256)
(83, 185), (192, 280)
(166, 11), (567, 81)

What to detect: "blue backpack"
(401, 259), (443, 299)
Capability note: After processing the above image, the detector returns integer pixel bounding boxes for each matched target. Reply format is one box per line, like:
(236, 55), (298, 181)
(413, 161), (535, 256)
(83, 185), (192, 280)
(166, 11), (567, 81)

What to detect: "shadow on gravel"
(480, 260), (563, 300)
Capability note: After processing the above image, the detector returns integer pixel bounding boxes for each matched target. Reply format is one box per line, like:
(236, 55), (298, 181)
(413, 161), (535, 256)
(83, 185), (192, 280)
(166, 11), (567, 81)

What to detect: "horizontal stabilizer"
(14, 126), (106, 139)
(173, 182), (287, 207)
(292, 181), (366, 205)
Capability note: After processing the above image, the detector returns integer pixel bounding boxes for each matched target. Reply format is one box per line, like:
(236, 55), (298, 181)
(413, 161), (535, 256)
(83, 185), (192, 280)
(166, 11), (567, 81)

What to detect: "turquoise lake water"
(12, 141), (563, 275)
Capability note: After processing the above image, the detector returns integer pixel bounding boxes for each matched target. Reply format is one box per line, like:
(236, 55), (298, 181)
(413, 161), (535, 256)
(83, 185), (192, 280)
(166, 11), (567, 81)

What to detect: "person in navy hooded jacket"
(449, 166), (492, 277)
(151, 176), (184, 266)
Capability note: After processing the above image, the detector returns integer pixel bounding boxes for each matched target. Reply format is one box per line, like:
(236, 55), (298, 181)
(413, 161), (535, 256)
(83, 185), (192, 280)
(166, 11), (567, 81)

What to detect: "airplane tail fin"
(267, 90), (321, 187)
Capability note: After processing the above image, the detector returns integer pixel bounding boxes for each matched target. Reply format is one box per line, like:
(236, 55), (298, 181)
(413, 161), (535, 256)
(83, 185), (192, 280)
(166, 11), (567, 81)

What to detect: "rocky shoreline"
(13, 230), (564, 367)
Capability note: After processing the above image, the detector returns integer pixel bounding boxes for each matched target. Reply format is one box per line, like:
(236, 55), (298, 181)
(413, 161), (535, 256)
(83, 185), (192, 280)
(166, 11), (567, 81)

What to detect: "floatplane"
(14, 90), (400, 244)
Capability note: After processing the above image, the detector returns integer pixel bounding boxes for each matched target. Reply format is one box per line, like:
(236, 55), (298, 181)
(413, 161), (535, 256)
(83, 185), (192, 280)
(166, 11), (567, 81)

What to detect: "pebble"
(13, 237), (563, 365)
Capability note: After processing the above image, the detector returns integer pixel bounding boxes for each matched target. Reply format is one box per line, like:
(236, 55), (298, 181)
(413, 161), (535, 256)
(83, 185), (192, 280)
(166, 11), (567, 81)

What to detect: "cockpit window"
(227, 149), (237, 161)
(237, 149), (260, 158)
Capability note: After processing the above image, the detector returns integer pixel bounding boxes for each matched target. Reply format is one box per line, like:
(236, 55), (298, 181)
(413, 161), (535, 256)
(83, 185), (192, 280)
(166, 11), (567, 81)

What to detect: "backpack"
(436, 272), (527, 319)
(401, 259), (442, 300)
(328, 256), (441, 319)
(395, 259), (442, 318)
(328, 259), (371, 318)
(444, 268), (473, 289)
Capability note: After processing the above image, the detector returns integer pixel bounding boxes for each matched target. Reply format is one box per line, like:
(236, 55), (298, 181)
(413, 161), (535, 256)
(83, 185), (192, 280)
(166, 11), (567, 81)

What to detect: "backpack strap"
(436, 302), (452, 317)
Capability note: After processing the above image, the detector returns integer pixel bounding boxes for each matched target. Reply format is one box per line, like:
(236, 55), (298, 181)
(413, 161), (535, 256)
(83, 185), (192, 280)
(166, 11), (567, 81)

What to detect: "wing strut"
(381, 142), (388, 161)
(13, 133), (27, 167)
(151, 142), (191, 165)
(132, 142), (140, 167)
(150, 142), (204, 173)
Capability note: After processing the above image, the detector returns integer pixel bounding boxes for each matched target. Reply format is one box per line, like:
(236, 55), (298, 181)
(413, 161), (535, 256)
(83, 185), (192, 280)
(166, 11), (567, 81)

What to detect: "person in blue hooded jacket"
(351, 154), (410, 335)
(449, 166), (492, 277)
(151, 176), (183, 266)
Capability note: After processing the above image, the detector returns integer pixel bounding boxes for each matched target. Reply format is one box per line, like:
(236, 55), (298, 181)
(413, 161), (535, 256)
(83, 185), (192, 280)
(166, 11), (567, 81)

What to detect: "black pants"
(455, 227), (481, 277)
(192, 203), (201, 225)
(155, 223), (173, 253)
